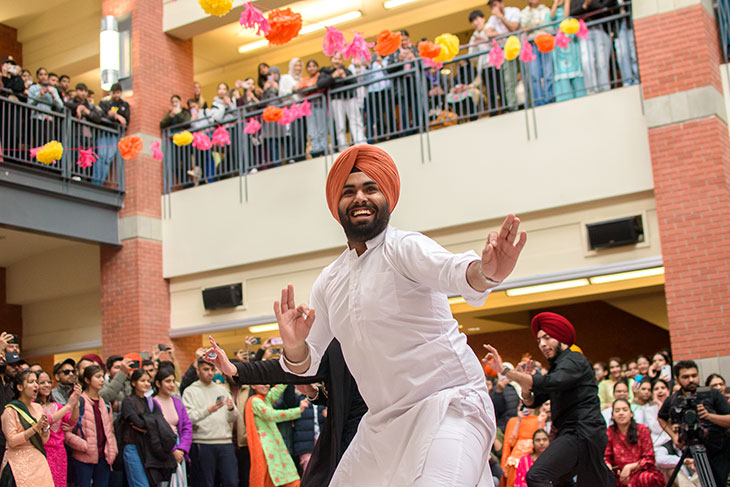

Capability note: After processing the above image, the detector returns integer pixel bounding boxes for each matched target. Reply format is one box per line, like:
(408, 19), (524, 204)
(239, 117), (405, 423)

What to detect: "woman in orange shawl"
(501, 406), (542, 487)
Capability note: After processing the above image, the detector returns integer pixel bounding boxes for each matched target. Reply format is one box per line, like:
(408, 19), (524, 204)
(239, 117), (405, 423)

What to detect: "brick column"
(634, 1), (730, 373)
(99, 0), (193, 356)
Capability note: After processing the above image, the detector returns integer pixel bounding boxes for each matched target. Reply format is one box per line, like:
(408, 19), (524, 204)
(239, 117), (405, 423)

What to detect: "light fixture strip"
(588, 267), (664, 285)
(248, 323), (279, 333)
(384, 0), (420, 9)
(505, 278), (590, 297)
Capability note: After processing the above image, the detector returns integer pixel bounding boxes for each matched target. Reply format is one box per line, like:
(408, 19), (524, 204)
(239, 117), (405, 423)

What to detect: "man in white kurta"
(276, 144), (526, 486)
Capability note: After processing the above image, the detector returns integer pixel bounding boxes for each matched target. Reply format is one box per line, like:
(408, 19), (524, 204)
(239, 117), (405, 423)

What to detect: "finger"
(296, 304), (310, 316)
(209, 336), (218, 349)
(305, 308), (316, 328)
(514, 231), (527, 252)
(287, 284), (296, 311)
(498, 214), (515, 240)
(506, 217), (520, 244)
(280, 287), (289, 313)
(486, 230), (498, 248)
(273, 300), (281, 320)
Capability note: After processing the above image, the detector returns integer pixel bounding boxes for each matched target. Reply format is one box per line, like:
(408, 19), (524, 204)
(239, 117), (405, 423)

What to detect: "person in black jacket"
(491, 373), (520, 432)
(159, 94), (191, 130)
(205, 337), (366, 487)
(1, 55), (27, 156)
(93, 83), (129, 185)
(570, 0), (618, 94)
(119, 369), (177, 487)
(291, 391), (326, 473)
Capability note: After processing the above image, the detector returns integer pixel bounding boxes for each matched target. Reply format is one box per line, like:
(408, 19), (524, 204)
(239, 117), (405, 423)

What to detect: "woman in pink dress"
(514, 429), (550, 487)
(36, 370), (81, 487)
(605, 398), (665, 487)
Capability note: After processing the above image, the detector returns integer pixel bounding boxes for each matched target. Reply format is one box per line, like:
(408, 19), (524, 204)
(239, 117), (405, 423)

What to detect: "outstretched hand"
(203, 336), (237, 377)
(481, 214), (527, 283)
(482, 344), (505, 375)
(273, 284), (315, 356)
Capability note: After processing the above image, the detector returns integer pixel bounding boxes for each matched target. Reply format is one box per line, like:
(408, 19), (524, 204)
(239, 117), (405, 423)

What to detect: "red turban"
(531, 312), (576, 346)
(325, 145), (400, 222)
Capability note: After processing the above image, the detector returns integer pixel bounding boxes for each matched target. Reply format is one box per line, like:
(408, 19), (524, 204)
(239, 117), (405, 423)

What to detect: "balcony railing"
(717, 0), (730, 61)
(0, 91), (125, 193)
(160, 7), (639, 194)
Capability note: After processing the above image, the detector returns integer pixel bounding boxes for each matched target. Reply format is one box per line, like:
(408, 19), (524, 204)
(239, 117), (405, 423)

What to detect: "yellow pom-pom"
(560, 18), (580, 35)
(198, 0), (233, 17)
(36, 140), (64, 165)
(433, 33), (460, 63)
(504, 36), (521, 61)
(173, 131), (194, 147)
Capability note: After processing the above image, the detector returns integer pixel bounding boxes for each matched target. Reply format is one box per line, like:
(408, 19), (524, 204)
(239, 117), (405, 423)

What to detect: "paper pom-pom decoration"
(173, 131), (194, 147)
(342, 33), (374, 62)
(118, 135), (143, 160)
(76, 149), (97, 169)
(265, 8), (302, 46)
(418, 40), (441, 60)
(297, 99), (312, 117)
(555, 30), (570, 48)
(560, 18), (580, 35)
(263, 106), (284, 122)
(519, 41), (536, 63)
(150, 141), (163, 161)
(244, 119), (261, 134)
(277, 106), (296, 126)
(534, 32), (555, 53)
(576, 19), (588, 40)
(433, 33), (459, 63)
(212, 126), (231, 146)
(423, 58), (443, 70)
(374, 30), (401, 57)
(240, 2), (270, 36)
(29, 146), (41, 158)
(322, 27), (346, 56)
(487, 40), (505, 70)
(198, 0), (233, 17)
(35, 141), (63, 165)
(504, 35), (521, 61)
(192, 132), (213, 151)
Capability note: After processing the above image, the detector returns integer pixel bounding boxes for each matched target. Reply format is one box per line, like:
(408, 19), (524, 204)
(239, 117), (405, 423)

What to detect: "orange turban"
(325, 145), (400, 222)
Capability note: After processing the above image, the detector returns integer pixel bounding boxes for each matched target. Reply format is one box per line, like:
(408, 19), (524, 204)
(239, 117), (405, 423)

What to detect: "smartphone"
(157, 344), (170, 352)
(271, 337), (283, 346)
(130, 360), (140, 369)
(270, 347), (281, 355)
(206, 351), (218, 360)
(634, 374), (643, 383)
(250, 337), (262, 345)
(661, 365), (671, 378)
(216, 395), (224, 403)
(267, 75), (274, 82)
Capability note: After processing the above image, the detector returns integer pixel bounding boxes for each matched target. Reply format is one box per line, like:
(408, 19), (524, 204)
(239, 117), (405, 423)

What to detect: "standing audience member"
(65, 83), (101, 123)
(318, 53), (365, 151)
(514, 429), (550, 487)
(0, 369), (54, 486)
(469, 10), (501, 113)
(279, 58), (306, 161)
(58, 75), (71, 102)
(548, 0), (586, 102)
(160, 95), (191, 130)
(1, 56), (26, 99)
(36, 371), (82, 487)
(48, 73), (59, 89)
(570, 0), (617, 94)
(52, 358), (77, 405)
(706, 373), (728, 402)
(297, 60), (327, 158)
(385, 30), (419, 136)
(154, 367), (193, 486)
(486, 0), (522, 110)
(94, 83), (129, 185)
(502, 406), (542, 487)
(365, 54), (394, 142)
(64, 365), (118, 487)
(193, 81), (208, 109)
(183, 359), (239, 487)
(520, 0), (553, 106)
(604, 398), (665, 487)
(291, 385), (325, 475)
(635, 355), (651, 378)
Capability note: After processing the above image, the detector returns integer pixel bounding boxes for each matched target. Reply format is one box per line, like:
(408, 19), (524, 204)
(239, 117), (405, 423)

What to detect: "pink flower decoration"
(192, 132), (213, 151)
(487, 40), (505, 70)
(29, 146), (42, 158)
(151, 140), (163, 160)
(576, 19), (588, 40)
(322, 26), (346, 56)
(342, 33), (374, 62)
(555, 30), (570, 48)
(277, 106), (296, 126)
(76, 148), (97, 169)
(519, 41), (536, 63)
(212, 125), (231, 146)
(423, 57), (443, 70)
(240, 2), (270, 36)
(244, 118), (261, 134)
(298, 99), (312, 117)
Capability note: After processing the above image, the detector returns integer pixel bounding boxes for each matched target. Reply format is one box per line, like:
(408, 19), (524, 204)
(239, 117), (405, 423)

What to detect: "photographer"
(657, 360), (730, 486)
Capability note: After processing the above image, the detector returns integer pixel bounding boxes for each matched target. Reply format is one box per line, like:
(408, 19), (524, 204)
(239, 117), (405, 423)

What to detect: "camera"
(670, 387), (713, 445)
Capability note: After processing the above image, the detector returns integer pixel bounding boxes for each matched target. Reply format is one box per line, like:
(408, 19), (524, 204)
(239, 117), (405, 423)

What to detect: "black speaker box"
(586, 215), (643, 250)
(202, 283), (243, 310)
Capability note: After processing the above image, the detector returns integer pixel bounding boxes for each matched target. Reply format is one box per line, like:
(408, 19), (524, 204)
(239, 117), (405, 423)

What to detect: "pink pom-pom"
(244, 118), (261, 134)
(342, 32), (374, 62)
(423, 58), (443, 70)
(29, 146), (42, 158)
(322, 26), (346, 57)
(487, 40), (505, 70)
(277, 106), (297, 126)
(519, 41), (536, 63)
(192, 132), (213, 151)
(240, 2), (270, 36)
(555, 30), (571, 48)
(76, 148), (98, 169)
(576, 19), (588, 40)
(151, 140), (163, 160)
(298, 99), (312, 117)
(212, 125), (231, 146)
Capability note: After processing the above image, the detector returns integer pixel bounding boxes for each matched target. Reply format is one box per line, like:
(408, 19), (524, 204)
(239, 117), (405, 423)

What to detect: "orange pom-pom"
(374, 30), (402, 57)
(418, 40), (441, 60)
(534, 32), (555, 53)
(265, 8), (302, 46)
(262, 106), (284, 122)
(118, 135), (143, 160)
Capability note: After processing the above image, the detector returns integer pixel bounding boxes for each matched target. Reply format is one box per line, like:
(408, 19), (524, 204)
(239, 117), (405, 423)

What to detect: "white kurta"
(280, 226), (498, 486)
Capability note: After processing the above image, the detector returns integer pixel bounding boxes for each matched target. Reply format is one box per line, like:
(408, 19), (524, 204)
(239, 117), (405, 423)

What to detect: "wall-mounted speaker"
(202, 283), (243, 310)
(586, 216), (644, 250)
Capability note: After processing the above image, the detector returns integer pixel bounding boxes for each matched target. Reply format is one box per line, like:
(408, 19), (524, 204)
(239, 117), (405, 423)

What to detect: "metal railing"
(716, 0), (730, 62)
(161, 8), (638, 194)
(0, 91), (125, 192)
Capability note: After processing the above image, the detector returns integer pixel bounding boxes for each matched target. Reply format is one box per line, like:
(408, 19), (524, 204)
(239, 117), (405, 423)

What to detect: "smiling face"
(613, 382), (629, 400)
(637, 356), (650, 375)
(252, 384), (270, 395)
(609, 360), (622, 380)
(636, 381), (652, 403)
(306, 61), (319, 76)
(337, 171), (390, 244)
(709, 376), (726, 393)
(38, 372), (52, 400)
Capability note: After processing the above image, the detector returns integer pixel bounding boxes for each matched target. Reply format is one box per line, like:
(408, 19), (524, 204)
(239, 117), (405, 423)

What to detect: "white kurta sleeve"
(391, 232), (495, 307)
(279, 274), (333, 376)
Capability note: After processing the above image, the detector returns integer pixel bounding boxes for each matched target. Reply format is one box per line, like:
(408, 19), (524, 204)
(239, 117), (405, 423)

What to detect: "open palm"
(481, 214), (527, 283)
(274, 284), (316, 350)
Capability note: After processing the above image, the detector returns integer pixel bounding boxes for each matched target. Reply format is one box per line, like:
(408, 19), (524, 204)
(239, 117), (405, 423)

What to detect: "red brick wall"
(172, 334), (203, 373)
(0, 24), (22, 67)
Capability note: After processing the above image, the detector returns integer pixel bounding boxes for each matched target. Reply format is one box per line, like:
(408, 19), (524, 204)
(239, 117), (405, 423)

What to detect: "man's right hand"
(208, 400), (224, 414)
(0, 332), (11, 351)
(273, 284), (315, 363)
(120, 358), (133, 376)
(482, 344), (505, 375)
(299, 398), (310, 412)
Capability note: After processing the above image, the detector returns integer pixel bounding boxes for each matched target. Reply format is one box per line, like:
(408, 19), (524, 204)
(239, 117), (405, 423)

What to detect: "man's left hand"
(697, 404), (710, 420)
(481, 214), (527, 282)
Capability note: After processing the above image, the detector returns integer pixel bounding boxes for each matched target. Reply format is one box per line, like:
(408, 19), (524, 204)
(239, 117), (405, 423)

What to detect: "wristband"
(283, 346), (310, 368)
(478, 266), (501, 286)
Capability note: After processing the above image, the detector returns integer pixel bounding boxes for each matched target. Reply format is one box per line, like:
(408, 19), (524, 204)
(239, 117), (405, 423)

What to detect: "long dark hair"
(13, 369), (36, 399)
(257, 63), (270, 89)
(611, 398), (638, 444)
(153, 366), (176, 397)
(706, 373), (726, 388)
(81, 365), (103, 391)
(129, 368), (150, 395)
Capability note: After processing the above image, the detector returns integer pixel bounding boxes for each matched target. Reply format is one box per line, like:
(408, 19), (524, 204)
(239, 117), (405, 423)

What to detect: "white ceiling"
(0, 227), (81, 268)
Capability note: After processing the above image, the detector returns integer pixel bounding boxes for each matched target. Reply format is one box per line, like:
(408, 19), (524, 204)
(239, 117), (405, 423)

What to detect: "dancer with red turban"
(275, 144), (526, 486)
(484, 313), (616, 487)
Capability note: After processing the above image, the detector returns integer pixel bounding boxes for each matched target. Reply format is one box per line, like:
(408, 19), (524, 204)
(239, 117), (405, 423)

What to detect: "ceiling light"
(299, 10), (362, 35)
(384, 0), (420, 9)
(467, 327), (480, 332)
(237, 39), (269, 54)
(100, 16), (120, 91)
(248, 323), (279, 333)
(506, 278), (590, 297)
(589, 267), (664, 285)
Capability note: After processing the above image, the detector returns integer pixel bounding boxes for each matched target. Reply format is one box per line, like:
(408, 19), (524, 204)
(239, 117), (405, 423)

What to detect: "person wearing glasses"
(51, 358), (77, 405)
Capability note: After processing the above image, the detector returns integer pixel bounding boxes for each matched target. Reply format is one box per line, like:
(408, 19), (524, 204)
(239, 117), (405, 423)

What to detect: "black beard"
(338, 201), (391, 243)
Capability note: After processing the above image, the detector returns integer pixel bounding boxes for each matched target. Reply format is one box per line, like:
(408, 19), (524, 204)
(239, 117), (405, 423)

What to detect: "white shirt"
(281, 225), (497, 485)
(634, 403), (670, 447)
(486, 7), (521, 36)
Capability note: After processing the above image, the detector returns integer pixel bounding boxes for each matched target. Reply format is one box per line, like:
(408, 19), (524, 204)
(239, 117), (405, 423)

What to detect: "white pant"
(331, 97), (365, 151)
